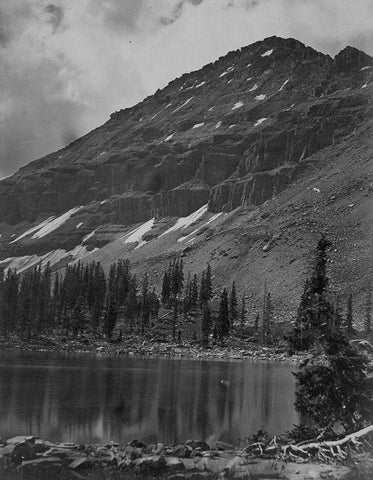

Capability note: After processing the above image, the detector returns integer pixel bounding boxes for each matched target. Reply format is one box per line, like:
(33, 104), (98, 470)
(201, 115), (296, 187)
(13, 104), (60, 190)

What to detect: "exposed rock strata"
(0, 36), (372, 260)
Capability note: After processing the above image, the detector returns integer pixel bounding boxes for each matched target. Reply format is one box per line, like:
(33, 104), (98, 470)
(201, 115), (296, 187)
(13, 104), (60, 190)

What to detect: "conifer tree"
(90, 262), (106, 333)
(140, 274), (150, 335)
(103, 295), (118, 340)
(216, 288), (230, 342)
(201, 304), (212, 346)
(161, 271), (170, 306)
(229, 281), (238, 329)
(149, 288), (160, 318)
(1, 269), (19, 335)
(183, 273), (192, 314)
(72, 295), (86, 336)
(172, 302), (177, 340)
(199, 271), (206, 306)
(199, 264), (213, 306)
(38, 263), (52, 332)
(205, 263), (213, 302)
(240, 297), (246, 334)
(288, 236), (334, 351)
(52, 274), (61, 327)
(17, 272), (32, 338)
(126, 275), (138, 332)
(295, 330), (373, 432)
(191, 274), (199, 309)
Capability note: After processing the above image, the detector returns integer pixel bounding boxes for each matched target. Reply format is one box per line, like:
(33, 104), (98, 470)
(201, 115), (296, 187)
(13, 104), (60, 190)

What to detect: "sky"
(0, 0), (372, 178)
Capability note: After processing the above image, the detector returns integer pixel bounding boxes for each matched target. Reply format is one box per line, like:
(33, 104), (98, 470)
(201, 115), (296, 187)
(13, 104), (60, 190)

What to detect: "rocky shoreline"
(1, 434), (370, 480)
(0, 334), (305, 364)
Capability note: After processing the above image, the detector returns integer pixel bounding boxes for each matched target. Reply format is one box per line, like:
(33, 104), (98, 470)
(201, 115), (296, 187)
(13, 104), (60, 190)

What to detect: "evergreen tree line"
(0, 242), (370, 348)
(0, 257), (242, 343)
(0, 260), (159, 340)
(161, 260), (246, 344)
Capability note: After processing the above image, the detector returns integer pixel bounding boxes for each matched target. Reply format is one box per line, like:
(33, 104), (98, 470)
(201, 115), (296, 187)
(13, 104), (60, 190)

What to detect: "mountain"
(0, 36), (372, 320)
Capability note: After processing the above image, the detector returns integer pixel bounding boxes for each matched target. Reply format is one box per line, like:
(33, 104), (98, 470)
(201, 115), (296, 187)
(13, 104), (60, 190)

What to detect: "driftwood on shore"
(243, 424), (373, 463)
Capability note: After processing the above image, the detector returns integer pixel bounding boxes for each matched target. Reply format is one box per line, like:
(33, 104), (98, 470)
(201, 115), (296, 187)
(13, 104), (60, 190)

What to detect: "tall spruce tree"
(288, 236), (334, 351)
(295, 330), (373, 432)
(191, 274), (199, 309)
(200, 264), (213, 306)
(216, 288), (230, 342)
(126, 275), (138, 332)
(229, 281), (238, 329)
(201, 304), (212, 346)
(140, 274), (150, 335)
(240, 297), (246, 334)
(161, 271), (170, 306)
(103, 295), (118, 340)
(1, 269), (19, 335)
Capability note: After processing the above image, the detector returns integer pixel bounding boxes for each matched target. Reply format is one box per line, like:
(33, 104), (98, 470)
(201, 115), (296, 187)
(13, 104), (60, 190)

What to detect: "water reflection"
(0, 351), (298, 445)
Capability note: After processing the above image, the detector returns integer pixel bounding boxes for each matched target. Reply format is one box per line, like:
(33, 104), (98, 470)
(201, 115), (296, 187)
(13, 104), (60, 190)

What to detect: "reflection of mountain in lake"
(0, 352), (298, 445)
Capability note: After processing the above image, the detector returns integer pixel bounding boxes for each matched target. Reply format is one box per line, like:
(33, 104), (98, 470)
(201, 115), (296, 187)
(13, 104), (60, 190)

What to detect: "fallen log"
(243, 425), (373, 463)
(294, 425), (373, 451)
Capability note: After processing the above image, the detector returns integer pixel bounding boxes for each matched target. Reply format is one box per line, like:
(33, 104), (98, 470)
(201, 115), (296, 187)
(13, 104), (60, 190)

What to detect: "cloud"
(45, 4), (64, 33)
(93, 0), (146, 33)
(225, 0), (260, 8)
(160, 0), (206, 26)
(0, 0), (372, 179)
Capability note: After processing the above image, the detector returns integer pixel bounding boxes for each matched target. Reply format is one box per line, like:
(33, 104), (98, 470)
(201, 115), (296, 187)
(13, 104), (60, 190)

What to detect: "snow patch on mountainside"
(83, 229), (96, 243)
(0, 244), (98, 273)
(192, 122), (204, 129)
(255, 94), (266, 101)
(124, 218), (155, 244)
(164, 133), (174, 142)
(160, 205), (208, 237)
(10, 216), (55, 244)
(261, 49), (273, 57)
(173, 97), (194, 112)
(254, 118), (268, 127)
(32, 207), (83, 239)
(279, 79), (289, 91)
(178, 212), (223, 243)
(232, 101), (243, 110)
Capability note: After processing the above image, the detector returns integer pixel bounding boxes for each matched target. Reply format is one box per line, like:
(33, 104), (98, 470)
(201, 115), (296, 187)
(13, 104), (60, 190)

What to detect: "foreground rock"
(0, 433), (372, 480)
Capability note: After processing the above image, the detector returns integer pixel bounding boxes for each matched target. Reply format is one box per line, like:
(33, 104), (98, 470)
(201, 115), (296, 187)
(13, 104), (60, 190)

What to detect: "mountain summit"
(0, 36), (372, 318)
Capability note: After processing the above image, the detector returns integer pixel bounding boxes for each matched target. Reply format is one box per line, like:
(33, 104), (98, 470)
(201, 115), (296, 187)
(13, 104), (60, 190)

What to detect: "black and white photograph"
(0, 1), (372, 479)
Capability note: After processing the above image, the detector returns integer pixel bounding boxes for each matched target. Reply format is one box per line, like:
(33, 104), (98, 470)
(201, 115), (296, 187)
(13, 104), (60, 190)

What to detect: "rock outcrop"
(0, 36), (372, 273)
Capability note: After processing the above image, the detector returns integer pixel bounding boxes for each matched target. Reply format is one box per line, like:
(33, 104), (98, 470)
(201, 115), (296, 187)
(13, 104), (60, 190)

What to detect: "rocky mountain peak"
(334, 45), (373, 73)
(0, 36), (372, 306)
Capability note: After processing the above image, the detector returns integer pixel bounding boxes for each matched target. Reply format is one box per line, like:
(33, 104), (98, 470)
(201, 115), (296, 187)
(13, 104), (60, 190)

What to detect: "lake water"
(0, 351), (298, 446)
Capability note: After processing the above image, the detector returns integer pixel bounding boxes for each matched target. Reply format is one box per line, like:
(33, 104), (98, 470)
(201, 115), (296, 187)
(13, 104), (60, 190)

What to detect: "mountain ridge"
(0, 35), (372, 320)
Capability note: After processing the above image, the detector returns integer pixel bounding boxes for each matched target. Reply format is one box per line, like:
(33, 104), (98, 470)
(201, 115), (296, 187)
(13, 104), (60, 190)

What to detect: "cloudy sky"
(0, 0), (372, 178)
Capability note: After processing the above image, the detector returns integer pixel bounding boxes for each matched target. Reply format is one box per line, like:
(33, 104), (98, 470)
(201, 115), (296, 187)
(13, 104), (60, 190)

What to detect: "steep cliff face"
(0, 36), (372, 295)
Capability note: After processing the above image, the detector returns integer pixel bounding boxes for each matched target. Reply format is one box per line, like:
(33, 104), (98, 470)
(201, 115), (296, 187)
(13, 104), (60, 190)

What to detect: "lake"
(0, 351), (298, 446)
